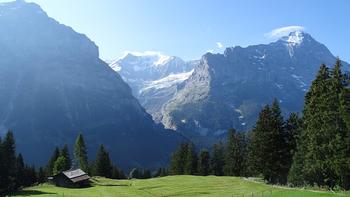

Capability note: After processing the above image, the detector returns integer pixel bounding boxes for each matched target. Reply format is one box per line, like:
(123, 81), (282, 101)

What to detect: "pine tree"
(330, 59), (350, 189)
(0, 137), (4, 191)
(184, 142), (197, 175)
(210, 141), (225, 176)
(15, 154), (25, 188)
(290, 62), (350, 189)
(247, 100), (286, 184)
(270, 99), (289, 184)
(2, 130), (17, 191)
(61, 144), (71, 171)
(74, 133), (88, 172)
(284, 113), (302, 166)
(198, 149), (210, 176)
(47, 147), (60, 176)
(53, 156), (69, 175)
(25, 165), (37, 186)
(170, 143), (188, 175)
(224, 128), (246, 176)
(94, 144), (112, 178)
(38, 167), (46, 183)
(246, 106), (270, 176)
(284, 112), (302, 184)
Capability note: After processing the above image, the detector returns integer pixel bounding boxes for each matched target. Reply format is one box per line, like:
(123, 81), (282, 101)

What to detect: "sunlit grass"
(8, 175), (350, 197)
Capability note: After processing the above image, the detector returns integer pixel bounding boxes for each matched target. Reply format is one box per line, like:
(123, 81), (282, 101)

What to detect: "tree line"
(169, 59), (350, 190)
(169, 101), (299, 181)
(0, 131), (43, 194)
(46, 134), (126, 180)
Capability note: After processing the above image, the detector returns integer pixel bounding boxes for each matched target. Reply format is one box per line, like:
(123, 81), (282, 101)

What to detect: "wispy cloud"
(265, 26), (305, 39)
(216, 42), (224, 49)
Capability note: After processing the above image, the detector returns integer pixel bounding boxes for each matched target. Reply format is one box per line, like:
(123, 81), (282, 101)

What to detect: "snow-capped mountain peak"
(281, 30), (305, 46)
(155, 55), (173, 66)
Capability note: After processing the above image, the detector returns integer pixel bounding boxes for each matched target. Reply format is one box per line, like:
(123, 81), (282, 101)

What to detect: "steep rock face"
(161, 31), (349, 146)
(0, 1), (182, 169)
(109, 52), (197, 121)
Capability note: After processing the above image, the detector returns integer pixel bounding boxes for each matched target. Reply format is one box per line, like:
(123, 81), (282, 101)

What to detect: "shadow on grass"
(7, 190), (57, 196)
(93, 183), (130, 187)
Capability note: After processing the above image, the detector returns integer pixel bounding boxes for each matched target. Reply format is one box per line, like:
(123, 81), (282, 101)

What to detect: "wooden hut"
(51, 169), (90, 188)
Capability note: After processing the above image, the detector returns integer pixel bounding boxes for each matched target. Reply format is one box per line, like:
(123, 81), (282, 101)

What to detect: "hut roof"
(60, 169), (90, 183)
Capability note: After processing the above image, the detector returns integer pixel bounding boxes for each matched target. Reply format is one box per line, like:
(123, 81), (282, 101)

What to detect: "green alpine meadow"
(9, 176), (350, 197)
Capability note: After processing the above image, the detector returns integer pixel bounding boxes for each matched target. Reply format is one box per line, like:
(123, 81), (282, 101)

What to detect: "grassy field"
(7, 175), (350, 197)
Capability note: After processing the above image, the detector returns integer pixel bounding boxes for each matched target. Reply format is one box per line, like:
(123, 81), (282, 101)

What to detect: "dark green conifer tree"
(290, 62), (350, 189)
(53, 156), (68, 175)
(94, 144), (112, 178)
(47, 147), (60, 176)
(224, 128), (246, 176)
(269, 99), (288, 184)
(0, 137), (3, 191)
(210, 141), (225, 176)
(61, 144), (71, 171)
(2, 130), (17, 191)
(170, 143), (189, 175)
(197, 149), (210, 176)
(38, 167), (46, 183)
(184, 143), (197, 175)
(15, 154), (25, 188)
(74, 133), (88, 172)
(247, 100), (286, 184)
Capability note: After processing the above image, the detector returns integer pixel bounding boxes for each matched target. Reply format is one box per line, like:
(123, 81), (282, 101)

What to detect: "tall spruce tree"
(270, 99), (289, 184)
(210, 141), (225, 176)
(184, 143), (197, 175)
(0, 137), (4, 191)
(284, 113), (302, 167)
(284, 112), (302, 183)
(15, 154), (25, 188)
(198, 149), (210, 176)
(290, 62), (350, 189)
(61, 144), (71, 171)
(94, 144), (112, 178)
(38, 167), (46, 183)
(47, 147), (60, 176)
(74, 133), (88, 172)
(170, 143), (188, 175)
(224, 128), (246, 176)
(330, 59), (350, 189)
(247, 100), (286, 184)
(247, 106), (270, 176)
(2, 130), (17, 191)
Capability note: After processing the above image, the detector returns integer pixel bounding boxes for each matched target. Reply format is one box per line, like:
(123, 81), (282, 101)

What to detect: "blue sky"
(6, 0), (350, 61)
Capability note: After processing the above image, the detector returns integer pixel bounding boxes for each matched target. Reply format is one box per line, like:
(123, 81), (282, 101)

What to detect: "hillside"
(9, 176), (350, 197)
(0, 0), (182, 169)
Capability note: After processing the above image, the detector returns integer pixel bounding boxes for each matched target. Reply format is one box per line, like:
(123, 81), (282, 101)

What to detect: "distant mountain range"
(111, 31), (349, 147)
(0, 0), (183, 169)
(109, 52), (198, 121)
